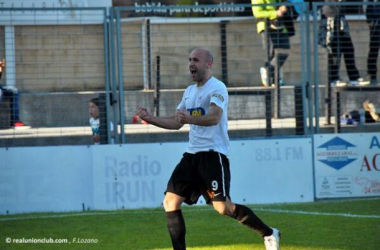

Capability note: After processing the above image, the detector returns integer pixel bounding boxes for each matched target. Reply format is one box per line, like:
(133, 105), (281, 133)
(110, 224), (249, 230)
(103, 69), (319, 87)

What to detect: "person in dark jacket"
(319, 0), (369, 86)
(365, 0), (380, 85)
(0, 59), (25, 128)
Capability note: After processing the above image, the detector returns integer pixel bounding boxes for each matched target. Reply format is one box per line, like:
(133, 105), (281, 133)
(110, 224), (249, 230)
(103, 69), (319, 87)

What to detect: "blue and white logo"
(317, 137), (357, 170)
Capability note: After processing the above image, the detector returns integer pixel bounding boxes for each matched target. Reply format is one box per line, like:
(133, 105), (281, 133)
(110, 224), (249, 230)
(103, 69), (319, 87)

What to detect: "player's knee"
(163, 193), (182, 211)
(213, 204), (231, 216)
(213, 200), (234, 216)
(214, 206), (228, 215)
(163, 196), (173, 211)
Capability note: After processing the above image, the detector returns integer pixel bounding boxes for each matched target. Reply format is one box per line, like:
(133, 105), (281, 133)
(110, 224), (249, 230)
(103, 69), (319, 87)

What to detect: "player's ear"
(207, 60), (213, 69)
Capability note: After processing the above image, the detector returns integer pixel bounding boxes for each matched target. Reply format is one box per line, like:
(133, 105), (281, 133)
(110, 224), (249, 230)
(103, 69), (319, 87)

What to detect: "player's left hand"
(177, 110), (190, 124)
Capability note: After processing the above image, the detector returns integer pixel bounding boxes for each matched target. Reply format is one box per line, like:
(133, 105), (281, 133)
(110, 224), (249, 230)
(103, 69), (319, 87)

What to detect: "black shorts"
(165, 151), (231, 205)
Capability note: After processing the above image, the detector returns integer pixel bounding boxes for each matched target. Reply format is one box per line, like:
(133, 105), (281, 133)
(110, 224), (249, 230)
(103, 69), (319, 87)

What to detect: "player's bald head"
(190, 48), (213, 63)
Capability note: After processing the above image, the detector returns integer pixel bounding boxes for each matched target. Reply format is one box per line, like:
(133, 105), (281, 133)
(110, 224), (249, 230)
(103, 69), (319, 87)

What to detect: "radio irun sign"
(92, 144), (179, 210)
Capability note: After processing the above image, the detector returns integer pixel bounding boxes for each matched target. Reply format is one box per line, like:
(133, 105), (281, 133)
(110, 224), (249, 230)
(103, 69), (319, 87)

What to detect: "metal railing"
(0, 2), (379, 147)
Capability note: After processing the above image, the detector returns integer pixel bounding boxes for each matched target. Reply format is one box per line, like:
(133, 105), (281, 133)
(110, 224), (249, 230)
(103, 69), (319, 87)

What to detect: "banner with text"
(92, 143), (183, 210)
(314, 133), (380, 199)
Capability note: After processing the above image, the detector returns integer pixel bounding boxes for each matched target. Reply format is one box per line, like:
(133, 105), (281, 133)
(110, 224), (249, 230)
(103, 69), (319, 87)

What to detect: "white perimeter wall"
(1, 134), (379, 215)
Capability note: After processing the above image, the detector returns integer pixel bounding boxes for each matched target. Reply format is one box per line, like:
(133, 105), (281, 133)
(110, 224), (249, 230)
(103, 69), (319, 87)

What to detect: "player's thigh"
(165, 153), (201, 205)
(198, 152), (231, 201)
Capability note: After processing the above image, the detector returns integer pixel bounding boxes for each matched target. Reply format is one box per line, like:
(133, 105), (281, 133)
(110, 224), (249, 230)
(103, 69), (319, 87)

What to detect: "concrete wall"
(15, 86), (380, 128)
(18, 88), (295, 128)
(1, 19), (377, 93)
(1, 25), (106, 92)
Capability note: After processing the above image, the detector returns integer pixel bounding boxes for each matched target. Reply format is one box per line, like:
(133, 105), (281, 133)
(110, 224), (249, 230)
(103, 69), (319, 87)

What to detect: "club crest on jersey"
(212, 93), (224, 102)
(188, 107), (205, 116)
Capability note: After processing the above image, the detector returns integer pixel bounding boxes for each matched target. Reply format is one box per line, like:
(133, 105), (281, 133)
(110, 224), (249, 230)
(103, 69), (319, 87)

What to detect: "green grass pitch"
(1, 198), (379, 250)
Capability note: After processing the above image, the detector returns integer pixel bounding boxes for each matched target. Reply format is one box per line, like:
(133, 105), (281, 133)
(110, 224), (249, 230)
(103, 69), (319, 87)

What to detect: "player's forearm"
(188, 113), (220, 126)
(146, 115), (183, 130)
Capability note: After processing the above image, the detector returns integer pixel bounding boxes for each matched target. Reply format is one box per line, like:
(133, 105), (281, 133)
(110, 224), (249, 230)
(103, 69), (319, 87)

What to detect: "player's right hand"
(136, 107), (150, 121)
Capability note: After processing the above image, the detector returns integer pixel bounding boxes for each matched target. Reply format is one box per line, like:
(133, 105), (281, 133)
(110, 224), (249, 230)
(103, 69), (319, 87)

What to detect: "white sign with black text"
(314, 133), (380, 199)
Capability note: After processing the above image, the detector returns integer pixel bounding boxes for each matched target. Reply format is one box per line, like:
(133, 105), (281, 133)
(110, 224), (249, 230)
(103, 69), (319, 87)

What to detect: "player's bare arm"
(136, 107), (183, 130)
(177, 103), (222, 126)
(0, 59), (5, 73)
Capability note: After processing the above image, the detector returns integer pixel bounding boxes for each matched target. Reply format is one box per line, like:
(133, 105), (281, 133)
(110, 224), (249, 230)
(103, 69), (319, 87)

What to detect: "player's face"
(89, 102), (99, 119)
(189, 50), (209, 83)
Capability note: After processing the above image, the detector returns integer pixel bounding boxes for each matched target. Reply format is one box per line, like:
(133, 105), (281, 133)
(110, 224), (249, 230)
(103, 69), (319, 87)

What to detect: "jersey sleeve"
(176, 88), (187, 110)
(210, 88), (227, 110)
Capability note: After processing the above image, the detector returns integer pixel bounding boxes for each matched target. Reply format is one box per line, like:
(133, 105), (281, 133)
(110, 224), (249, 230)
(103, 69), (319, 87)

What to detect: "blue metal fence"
(0, 2), (379, 147)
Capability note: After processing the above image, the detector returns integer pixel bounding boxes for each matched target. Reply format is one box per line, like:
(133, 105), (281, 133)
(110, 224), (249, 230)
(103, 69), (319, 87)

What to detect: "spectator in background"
(0, 59), (25, 128)
(318, 0), (369, 86)
(363, 99), (380, 122)
(252, 0), (296, 87)
(365, 0), (380, 85)
(89, 98), (101, 145)
(88, 97), (114, 145)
